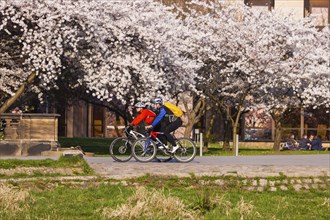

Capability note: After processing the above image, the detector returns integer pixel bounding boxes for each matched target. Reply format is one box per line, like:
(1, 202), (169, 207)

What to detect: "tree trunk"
(182, 96), (205, 138)
(184, 120), (194, 138)
(222, 111), (231, 151)
(273, 120), (282, 151)
(0, 72), (36, 113)
(269, 109), (288, 151)
(204, 112), (216, 150)
(231, 109), (242, 153)
(114, 113), (121, 137)
(232, 125), (237, 152)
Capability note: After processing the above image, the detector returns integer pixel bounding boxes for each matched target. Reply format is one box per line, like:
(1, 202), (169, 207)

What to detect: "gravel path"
(0, 155), (329, 192)
(1, 154), (329, 179)
(85, 154), (330, 179)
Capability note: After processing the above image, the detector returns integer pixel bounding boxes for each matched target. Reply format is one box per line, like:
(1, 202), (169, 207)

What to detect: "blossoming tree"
(184, 1), (330, 150)
(259, 23), (330, 149)
(1, 0), (328, 148)
(0, 0), (201, 114)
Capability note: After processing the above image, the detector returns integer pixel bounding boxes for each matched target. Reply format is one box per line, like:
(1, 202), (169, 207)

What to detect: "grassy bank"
(1, 175), (329, 219)
(1, 158), (329, 219)
(0, 156), (93, 178)
(59, 137), (113, 155)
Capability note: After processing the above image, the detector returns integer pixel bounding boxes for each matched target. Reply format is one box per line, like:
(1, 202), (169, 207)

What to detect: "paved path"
(85, 155), (330, 179)
(1, 155), (329, 179)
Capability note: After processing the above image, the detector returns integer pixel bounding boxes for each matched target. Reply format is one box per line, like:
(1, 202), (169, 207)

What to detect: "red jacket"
(130, 109), (156, 126)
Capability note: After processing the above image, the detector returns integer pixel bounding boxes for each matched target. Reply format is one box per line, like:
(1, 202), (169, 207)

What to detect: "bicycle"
(280, 140), (300, 151)
(109, 127), (145, 162)
(132, 131), (197, 163)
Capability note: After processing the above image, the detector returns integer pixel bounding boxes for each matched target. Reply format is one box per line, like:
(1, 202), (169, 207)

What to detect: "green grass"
(30, 185), (131, 219)
(0, 156), (329, 219)
(1, 175), (329, 220)
(0, 156), (86, 169)
(203, 147), (330, 156)
(58, 137), (114, 155)
(0, 156), (93, 177)
(201, 190), (329, 219)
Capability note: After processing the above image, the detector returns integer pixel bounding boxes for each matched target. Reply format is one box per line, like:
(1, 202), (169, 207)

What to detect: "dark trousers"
(158, 117), (182, 146)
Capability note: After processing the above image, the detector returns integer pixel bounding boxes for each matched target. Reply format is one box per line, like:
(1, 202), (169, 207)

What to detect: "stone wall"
(0, 113), (60, 156)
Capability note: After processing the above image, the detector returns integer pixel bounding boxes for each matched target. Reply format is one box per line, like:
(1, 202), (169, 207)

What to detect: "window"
(244, 0), (275, 11)
(244, 109), (272, 141)
(304, 106), (330, 141)
(305, 0), (330, 27)
(281, 108), (302, 140)
(93, 106), (104, 137)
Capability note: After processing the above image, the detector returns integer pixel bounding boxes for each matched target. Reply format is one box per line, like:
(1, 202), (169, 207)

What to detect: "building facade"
(242, 0), (329, 27)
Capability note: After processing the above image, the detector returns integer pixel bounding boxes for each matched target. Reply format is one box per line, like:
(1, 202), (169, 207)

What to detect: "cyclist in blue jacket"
(146, 97), (182, 153)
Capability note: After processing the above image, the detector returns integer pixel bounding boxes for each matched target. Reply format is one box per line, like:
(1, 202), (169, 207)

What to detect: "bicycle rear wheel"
(109, 137), (133, 162)
(173, 138), (196, 163)
(132, 138), (157, 162)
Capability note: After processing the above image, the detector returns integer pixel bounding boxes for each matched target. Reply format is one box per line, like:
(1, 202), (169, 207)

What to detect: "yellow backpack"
(163, 102), (183, 117)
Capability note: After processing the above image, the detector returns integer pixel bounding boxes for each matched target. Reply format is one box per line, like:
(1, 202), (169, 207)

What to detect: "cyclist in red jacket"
(128, 102), (156, 129)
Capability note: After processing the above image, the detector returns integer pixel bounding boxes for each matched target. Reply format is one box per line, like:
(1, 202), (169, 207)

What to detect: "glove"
(146, 127), (153, 135)
(125, 125), (133, 134)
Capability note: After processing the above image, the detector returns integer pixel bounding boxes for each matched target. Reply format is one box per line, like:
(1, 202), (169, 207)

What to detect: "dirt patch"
(0, 167), (83, 176)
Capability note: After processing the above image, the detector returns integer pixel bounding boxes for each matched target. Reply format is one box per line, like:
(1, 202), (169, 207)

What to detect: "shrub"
(101, 186), (199, 219)
(0, 184), (32, 218)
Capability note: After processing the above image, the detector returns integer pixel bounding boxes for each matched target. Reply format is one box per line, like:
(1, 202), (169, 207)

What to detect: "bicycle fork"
(144, 138), (151, 151)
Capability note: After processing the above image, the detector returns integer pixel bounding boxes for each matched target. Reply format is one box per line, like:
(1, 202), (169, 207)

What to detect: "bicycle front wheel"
(132, 138), (157, 162)
(173, 138), (196, 163)
(109, 137), (133, 162)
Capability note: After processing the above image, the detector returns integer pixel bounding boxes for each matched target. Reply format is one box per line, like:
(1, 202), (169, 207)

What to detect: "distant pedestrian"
(299, 134), (309, 150)
(306, 134), (314, 150)
(286, 133), (299, 150)
(311, 135), (323, 150)
(280, 133), (299, 151)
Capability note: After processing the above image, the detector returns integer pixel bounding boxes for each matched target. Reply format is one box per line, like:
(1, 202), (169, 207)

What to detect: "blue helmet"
(153, 97), (163, 104)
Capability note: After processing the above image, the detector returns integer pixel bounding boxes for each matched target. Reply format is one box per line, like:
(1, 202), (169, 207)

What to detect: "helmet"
(153, 97), (163, 104)
(134, 102), (146, 108)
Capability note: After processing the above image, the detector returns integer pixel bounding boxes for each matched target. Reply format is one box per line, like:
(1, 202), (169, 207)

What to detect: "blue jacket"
(151, 106), (167, 127)
(311, 138), (322, 150)
(299, 138), (309, 149)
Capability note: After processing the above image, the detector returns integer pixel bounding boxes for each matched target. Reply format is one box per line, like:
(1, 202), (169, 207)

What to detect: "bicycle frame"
(125, 130), (146, 153)
(132, 130), (196, 163)
(110, 128), (146, 162)
(150, 131), (166, 146)
(139, 132), (160, 151)
(127, 130), (145, 139)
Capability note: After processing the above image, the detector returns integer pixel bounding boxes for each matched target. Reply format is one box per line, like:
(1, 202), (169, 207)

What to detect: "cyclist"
(146, 97), (182, 153)
(127, 102), (156, 132)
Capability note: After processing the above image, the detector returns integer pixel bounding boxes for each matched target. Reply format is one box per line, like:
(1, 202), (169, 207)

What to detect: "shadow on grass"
(58, 137), (114, 155)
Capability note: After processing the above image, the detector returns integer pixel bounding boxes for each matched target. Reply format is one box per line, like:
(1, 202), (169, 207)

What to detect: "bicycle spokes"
(109, 137), (133, 162)
(132, 138), (156, 162)
(118, 145), (128, 154)
(173, 138), (196, 163)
